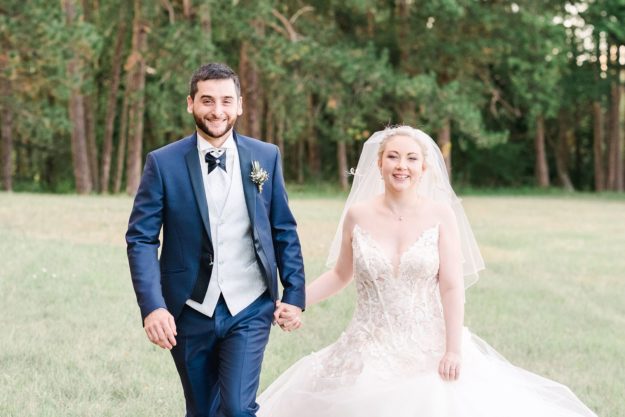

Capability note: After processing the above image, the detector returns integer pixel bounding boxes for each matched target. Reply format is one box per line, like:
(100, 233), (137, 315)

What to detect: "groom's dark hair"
(189, 63), (241, 99)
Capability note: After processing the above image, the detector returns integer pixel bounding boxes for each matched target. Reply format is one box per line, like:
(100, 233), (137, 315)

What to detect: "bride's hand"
(438, 351), (462, 381)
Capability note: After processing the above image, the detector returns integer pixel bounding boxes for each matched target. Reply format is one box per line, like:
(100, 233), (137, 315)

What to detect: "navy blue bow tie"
(205, 150), (226, 174)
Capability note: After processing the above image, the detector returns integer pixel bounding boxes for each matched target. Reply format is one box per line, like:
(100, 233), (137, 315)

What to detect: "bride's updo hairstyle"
(376, 125), (429, 162)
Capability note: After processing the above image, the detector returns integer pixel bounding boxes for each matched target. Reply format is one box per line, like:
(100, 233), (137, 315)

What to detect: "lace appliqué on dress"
(310, 224), (446, 391)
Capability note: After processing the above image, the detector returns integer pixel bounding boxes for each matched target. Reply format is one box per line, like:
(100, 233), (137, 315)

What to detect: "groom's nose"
(210, 103), (224, 116)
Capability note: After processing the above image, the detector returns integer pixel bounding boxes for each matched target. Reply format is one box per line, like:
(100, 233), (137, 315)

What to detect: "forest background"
(1, 0), (625, 194)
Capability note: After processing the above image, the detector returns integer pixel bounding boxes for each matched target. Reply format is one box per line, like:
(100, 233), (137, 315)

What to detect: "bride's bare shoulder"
(345, 196), (383, 225)
(421, 197), (456, 224)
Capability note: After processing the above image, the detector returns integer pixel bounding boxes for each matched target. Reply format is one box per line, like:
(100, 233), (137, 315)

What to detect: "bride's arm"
(437, 203), (465, 381)
(305, 209), (356, 307)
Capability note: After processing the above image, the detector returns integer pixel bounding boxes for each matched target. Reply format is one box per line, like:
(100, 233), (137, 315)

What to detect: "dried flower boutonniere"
(250, 160), (269, 193)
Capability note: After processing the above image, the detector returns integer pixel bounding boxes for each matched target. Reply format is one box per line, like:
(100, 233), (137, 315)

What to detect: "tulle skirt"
(258, 328), (597, 417)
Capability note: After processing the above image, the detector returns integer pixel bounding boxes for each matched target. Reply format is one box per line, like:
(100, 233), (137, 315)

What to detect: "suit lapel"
(185, 133), (212, 242)
(234, 131), (257, 229)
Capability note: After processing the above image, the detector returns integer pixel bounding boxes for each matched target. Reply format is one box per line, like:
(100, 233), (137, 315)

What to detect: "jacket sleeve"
(125, 152), (168, 321)
(269, 147), (306, 310)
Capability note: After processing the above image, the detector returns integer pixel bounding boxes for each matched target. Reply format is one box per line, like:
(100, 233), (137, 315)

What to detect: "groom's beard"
(193, 111), (237, 140)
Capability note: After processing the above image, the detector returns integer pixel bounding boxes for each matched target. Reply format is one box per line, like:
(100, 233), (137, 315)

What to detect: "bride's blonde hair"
(376, 125), (429, 161)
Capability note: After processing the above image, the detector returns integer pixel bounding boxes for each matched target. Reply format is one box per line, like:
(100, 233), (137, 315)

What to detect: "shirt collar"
(197, 131), (235, 154)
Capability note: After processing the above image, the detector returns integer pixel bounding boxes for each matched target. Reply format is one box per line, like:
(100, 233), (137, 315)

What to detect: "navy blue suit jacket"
(126, 131), (306, 321)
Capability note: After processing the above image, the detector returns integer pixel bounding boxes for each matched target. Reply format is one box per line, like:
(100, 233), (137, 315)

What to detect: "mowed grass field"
(0, 192), (623, 417)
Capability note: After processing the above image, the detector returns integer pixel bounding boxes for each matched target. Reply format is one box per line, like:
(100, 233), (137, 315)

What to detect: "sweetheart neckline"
(353, 223), (439, 276)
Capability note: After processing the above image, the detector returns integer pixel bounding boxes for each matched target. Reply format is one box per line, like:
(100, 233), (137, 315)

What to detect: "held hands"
(143, 308), (177, 350)
(438, 351), (462, 381)
(273, 300), (303, 332)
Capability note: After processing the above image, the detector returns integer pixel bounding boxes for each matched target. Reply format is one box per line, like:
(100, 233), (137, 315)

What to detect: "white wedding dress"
(258, 224), (597, 417)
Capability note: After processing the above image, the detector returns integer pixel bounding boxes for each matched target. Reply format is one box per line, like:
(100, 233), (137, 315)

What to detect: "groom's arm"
(268, 147), (306, 311)
(125, 153), (168, 321)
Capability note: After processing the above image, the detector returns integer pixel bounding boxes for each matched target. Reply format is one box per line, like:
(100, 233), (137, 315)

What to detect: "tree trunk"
(113, 90), (129, 194)
(555, 113), (574, 191)
(238, 41), (251, 135)
(100, 18), (127, 193)
(337, 140), (348, 191)
(395, 0), (417, 124)
(437, 118), (452, 180)
(366, 8), (375, 37)
(125, 0), (148, 196)
(82, 0), (99, 192)
(534, 114), (550, 187)
(395, 0), (410, 70)
(182, 0), (192, 19)
(607, 81), (622, 191)
(68, 74), (92, 194)
(264, 98), (275, 144)
(238, 24), (263, 139)
(81, 0), (92, 20)
(84, 99), (99, 191)
(306, 94), (320, 177)
(296, 137), (304, 184)
(63, 0), (92, 194)
(15, 140), (25, 180)
(199, 2), (212, 40)
(619, 82), (625, 191)
(276, 113), (285, 155)
(619, 81), (625, 191)
(592, 101), (605, 191)
(0, 53), (13, 191)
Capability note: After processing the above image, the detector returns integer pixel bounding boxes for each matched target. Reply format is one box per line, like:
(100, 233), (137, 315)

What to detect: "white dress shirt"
(186, 132), (266, 317)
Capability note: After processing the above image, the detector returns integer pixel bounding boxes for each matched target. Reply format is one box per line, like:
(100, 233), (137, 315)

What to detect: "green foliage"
(2, 0), (623, 192)
(455, 138), (531, 187)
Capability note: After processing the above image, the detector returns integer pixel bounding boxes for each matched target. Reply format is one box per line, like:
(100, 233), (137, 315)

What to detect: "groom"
(126, 62), (305, 417)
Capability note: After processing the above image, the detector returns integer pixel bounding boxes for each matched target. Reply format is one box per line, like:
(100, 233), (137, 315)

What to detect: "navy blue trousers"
(171, 292), (274, 417)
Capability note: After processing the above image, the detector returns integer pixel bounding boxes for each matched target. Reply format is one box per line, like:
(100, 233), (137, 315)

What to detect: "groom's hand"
(274, 300), (302, 332)
(144, 308), (177, 350)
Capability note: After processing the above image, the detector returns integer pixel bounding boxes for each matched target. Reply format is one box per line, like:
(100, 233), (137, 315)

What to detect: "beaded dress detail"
(257, 226), (598, 417)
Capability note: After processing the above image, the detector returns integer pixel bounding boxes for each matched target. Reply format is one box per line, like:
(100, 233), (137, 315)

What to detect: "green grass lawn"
(0, 192), (623, 417)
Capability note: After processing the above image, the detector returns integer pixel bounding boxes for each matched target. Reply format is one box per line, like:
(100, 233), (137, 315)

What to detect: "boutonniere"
(250, 160), (269, 193)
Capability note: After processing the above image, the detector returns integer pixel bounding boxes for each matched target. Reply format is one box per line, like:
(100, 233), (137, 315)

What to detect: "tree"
(124, 0), (149, 195)
(502, 3), (568, 188)
(582, 0), (625, 191)
(3, 0), (624, 194)
(0, 75), (13, 191)
(0, 40), (13, 191)
(100, 13), (127, 193)
(62, 0), (93, 194)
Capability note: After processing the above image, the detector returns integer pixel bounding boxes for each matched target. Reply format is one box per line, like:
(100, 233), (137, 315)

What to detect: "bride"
(259, 126), (597, 417)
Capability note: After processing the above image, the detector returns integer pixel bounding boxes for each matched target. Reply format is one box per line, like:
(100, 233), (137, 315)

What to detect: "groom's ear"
(186, 95), (194, 113)
(237, 95), (243, 116)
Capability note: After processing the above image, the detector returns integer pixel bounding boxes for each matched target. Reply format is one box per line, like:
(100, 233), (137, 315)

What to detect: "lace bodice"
(311, 224), (446, 389)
